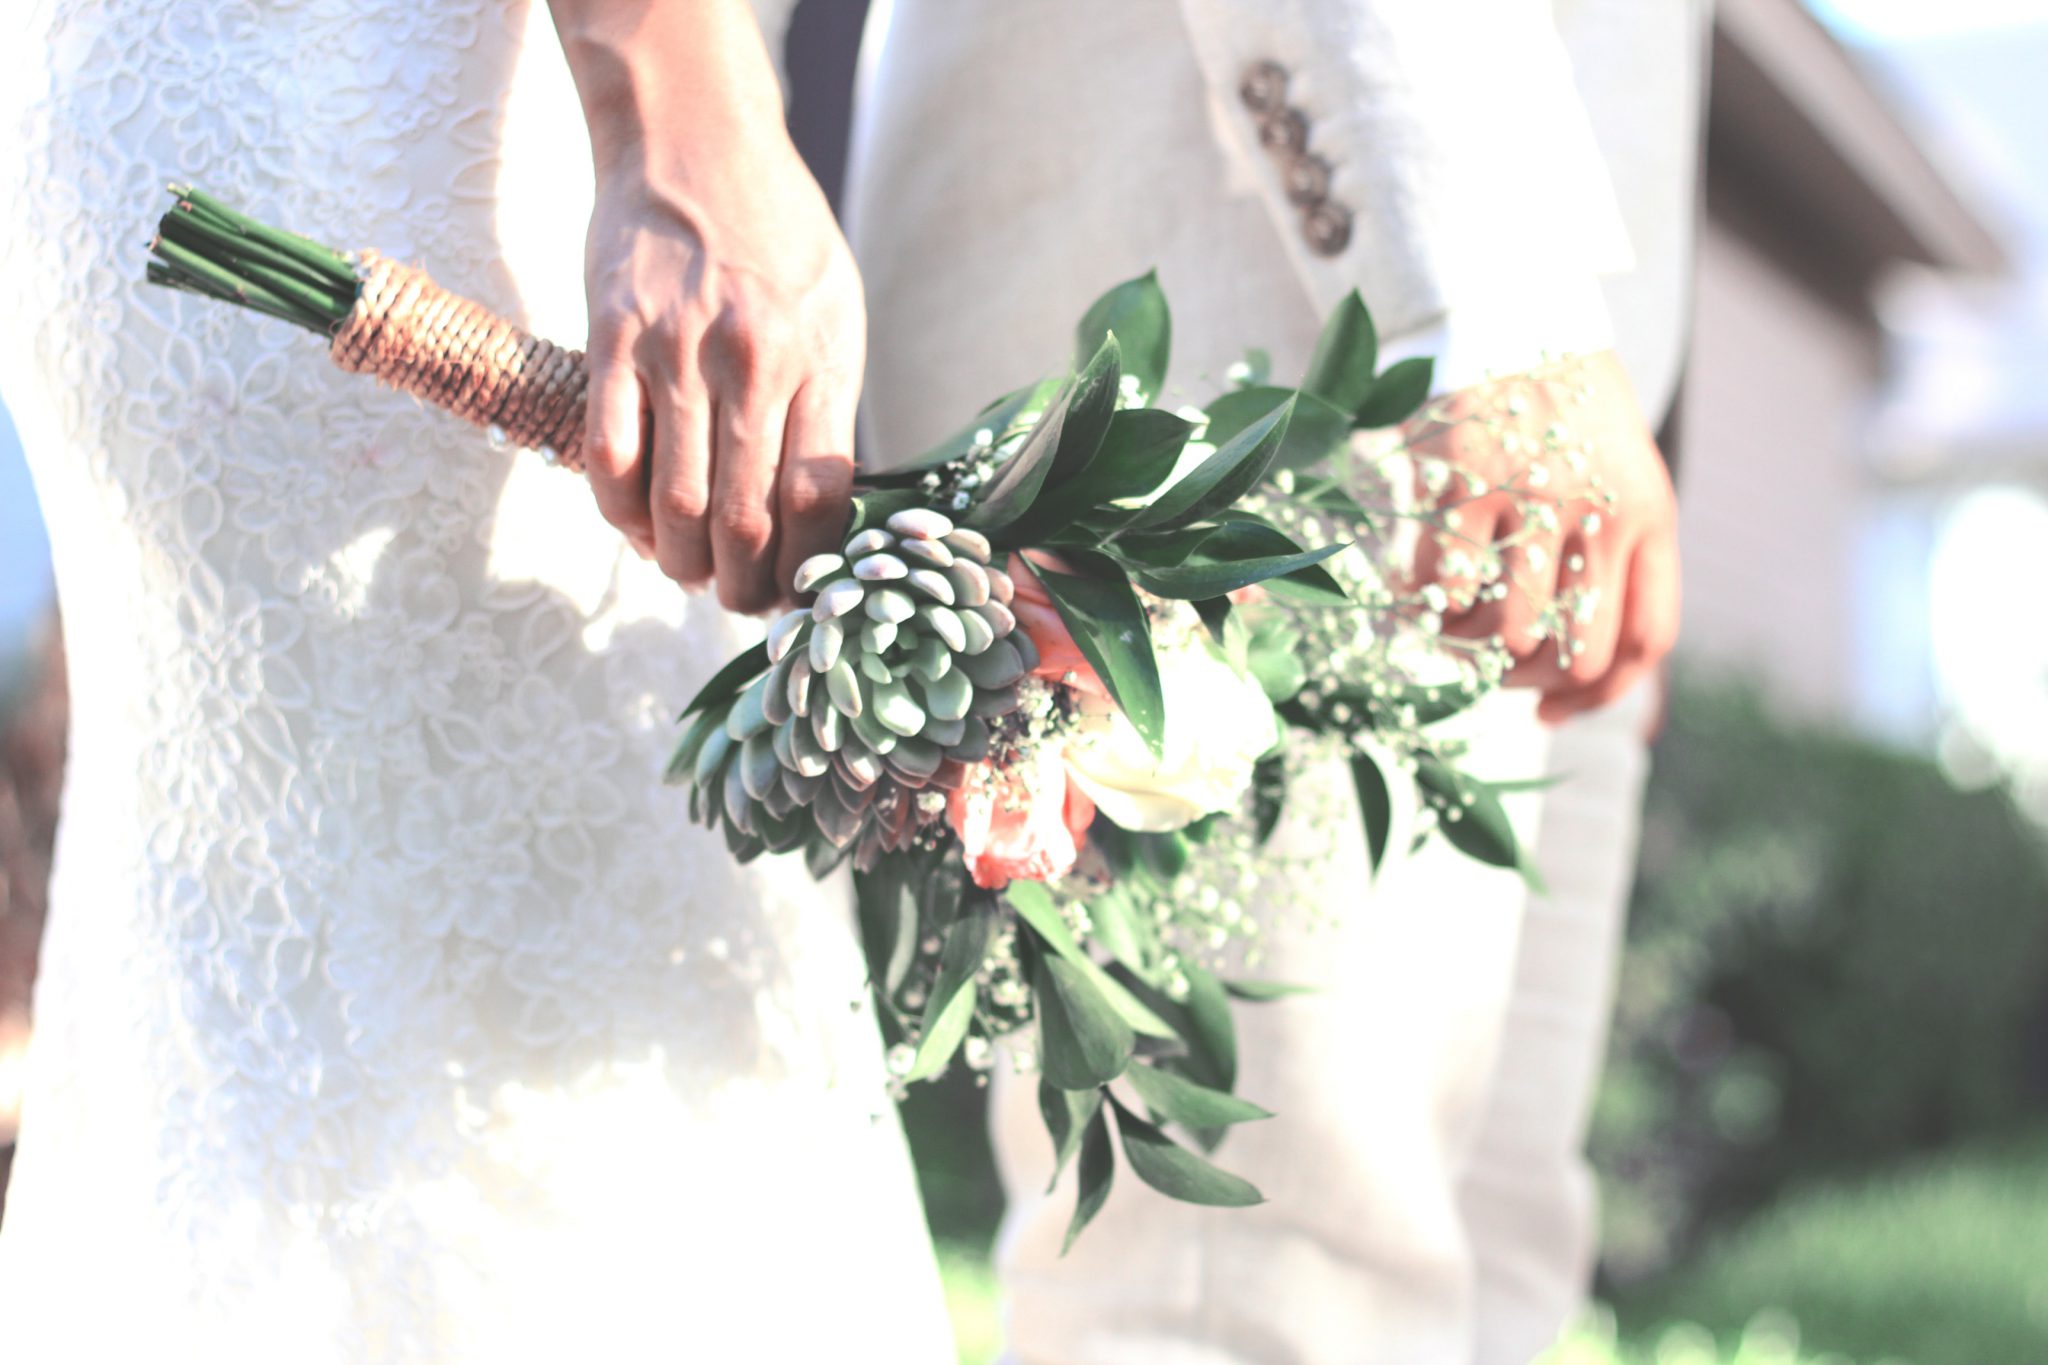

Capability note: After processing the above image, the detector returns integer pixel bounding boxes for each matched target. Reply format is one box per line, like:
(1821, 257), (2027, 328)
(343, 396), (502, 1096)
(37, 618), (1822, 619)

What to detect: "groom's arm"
(550, 0), (865, 615)
(1175, 0), (1681, 720)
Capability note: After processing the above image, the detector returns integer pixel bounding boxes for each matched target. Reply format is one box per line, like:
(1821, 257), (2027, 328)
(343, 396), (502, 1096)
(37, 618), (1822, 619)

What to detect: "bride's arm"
(549, 0), (863, 614)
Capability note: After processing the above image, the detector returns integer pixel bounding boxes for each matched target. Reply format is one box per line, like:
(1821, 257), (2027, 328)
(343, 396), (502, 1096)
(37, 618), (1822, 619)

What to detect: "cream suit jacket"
(1177, 0), (1705, 417)
(852, 0), (1706, 427)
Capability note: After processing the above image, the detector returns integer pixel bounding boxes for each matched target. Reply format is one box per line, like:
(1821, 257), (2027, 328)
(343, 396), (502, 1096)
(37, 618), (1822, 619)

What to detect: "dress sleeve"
(1171, 0), (1635, 390)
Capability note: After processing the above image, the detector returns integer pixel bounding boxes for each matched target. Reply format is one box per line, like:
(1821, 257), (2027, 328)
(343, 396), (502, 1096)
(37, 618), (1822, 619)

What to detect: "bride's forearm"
(544, 0), (862, 617)
(547, 0), (789, 184)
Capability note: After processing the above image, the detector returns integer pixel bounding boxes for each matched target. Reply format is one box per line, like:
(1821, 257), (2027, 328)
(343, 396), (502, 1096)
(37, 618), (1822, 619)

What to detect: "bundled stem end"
(145, 184), (359, 334)
(140, 185), (589, 470)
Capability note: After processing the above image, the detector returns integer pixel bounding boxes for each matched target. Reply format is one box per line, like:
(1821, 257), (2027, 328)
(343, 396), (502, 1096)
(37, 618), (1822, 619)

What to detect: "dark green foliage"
(1593, 676), (2048, 1284)
(1614, 1133), (2048, 1364)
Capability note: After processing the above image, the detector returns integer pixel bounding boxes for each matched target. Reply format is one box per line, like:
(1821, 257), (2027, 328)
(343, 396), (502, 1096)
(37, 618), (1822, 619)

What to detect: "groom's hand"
(1402, 351), (1680, 724)
(555, 0), (862, 616)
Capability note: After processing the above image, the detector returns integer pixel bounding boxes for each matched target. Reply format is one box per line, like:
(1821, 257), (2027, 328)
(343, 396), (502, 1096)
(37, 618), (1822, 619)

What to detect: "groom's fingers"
(1444, 504), (1562, 654)
(773, 374), (858, 607)
(583, 327), (655, 558)
(1405, 499), (1497, 618)
(1537, 530), (1680, 724)
(1509, 529), (1616, 690)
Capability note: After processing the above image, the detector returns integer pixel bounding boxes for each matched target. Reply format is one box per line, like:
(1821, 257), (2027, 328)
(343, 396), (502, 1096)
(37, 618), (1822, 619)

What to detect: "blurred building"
(1851, 16), (2048, 816)
(1674, 0), (2010, 733)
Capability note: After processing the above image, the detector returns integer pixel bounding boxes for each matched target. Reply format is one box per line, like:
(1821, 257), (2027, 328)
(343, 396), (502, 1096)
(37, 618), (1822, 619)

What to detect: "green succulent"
(679, 508), (1039, 870)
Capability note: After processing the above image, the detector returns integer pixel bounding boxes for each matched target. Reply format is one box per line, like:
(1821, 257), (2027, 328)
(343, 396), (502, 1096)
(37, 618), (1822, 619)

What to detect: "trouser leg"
(1458, 681), (1657, 1364)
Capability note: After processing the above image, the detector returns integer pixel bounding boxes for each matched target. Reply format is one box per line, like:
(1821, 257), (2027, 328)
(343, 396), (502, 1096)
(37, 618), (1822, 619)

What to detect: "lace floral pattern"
(0, 2), (953, 1359)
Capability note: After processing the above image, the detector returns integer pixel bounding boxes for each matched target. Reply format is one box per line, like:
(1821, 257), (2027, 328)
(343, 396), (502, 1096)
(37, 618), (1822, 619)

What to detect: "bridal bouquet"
(148, 187), (1590, 1246)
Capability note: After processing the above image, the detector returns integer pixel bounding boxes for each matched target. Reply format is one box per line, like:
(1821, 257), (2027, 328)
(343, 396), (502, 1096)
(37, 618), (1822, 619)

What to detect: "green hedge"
(1592, 677), (2048, 1280)
(1611, 1132), (2048, 1363)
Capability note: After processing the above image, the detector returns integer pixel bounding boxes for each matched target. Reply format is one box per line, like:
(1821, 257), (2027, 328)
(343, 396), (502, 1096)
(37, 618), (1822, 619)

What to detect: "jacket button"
(1258, 106), (1309, 156)
(1303, 199), (1352, 256)
(1239, 60), (1289, 115)
(1282, 151), (1332, 207)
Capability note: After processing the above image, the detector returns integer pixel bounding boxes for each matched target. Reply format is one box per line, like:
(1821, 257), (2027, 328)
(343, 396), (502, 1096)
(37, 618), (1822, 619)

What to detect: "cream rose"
(1063, 639), (1279, 832)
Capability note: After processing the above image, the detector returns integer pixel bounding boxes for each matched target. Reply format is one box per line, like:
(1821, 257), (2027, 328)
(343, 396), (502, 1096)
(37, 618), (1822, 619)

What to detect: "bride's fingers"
(583, 328), (655, 558)
(707, 373), (789, 617)
(648, 358), (715, 591)
(773, 374), (857, 607)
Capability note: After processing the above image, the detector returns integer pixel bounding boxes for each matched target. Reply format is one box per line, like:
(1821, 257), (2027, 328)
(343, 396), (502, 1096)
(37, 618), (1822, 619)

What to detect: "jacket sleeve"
(1172, 0), (1636, 390)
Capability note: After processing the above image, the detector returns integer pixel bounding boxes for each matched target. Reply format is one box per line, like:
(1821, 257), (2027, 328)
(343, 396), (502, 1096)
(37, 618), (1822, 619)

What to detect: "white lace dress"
(0, 2), (954, 1360)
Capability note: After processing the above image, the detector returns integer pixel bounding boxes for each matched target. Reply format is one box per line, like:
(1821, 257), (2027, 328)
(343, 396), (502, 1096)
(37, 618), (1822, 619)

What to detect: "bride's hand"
(552, 0), (862, 615)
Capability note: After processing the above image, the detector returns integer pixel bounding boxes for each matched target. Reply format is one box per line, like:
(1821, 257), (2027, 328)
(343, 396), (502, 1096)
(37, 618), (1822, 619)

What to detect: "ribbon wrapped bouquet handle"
(148, 185), (590, 469)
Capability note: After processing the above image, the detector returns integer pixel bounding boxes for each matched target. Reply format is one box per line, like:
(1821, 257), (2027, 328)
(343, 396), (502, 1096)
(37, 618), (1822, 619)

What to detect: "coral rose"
(946, 742), (1097, 890)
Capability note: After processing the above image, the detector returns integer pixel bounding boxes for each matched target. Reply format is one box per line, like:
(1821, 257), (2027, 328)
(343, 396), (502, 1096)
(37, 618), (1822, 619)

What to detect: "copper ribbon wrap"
(329, 249), (589, 472)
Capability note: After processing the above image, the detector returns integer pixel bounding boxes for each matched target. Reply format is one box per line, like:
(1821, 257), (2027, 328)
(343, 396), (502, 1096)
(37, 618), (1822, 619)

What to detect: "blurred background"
(4, 0), (2045, 1360)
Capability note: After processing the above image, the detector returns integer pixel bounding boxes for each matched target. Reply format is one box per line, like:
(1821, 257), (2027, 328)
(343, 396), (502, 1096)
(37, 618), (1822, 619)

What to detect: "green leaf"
(1048, 333), (1123, 485)
(1362, 680), (1487, 727)
(1014, 408), (1193, 537)
(1242, 615), (1306, 703)
(1008, 881), (1175, 1037)
(1352, 752), (1394, 876)
(1355, 356), (1437, 429)
(907, 907), (992, 1081)
(1488, 773), (1566, 794)
(1109, 1097), (1264, 1206)
(1085, 884), (1161, 978)
(1062, 1105), (1117, 1254)
(679, 642), (769, 719)
(969, 394), (1069, 530)
(1124, 518), (1351, 606)
(1182, 964), (1238, 1093)
(1130, 541), (1347, 603)
(1110, 522), (1228, 570)
(1200, 385), (1353, 474)
(1131, 397), (1294, 532)
(1035, 952), (1136, 1090)
(1100, 965), (1234, 1098)
(1222, 979), (1318, 1002)
(1125, 1060), (1273, 1128)
(1252, 752), (1288, 845)
(853, 864), (920, 997)
(1301, 290), (1379, 415)
(899, 377), (1060, 474)
(846, 488), (928, 535)
(1040, 1080), (1105, 1191)
(1138, 831), (1189, 882)
(1192, 595), (1232, 648)
(664, 706), (723, 786)
(1417, 755), (1545, 893)
(1027, 562), (1167, 759)
(1074, 270), (1171, 401)
(915, 856), (971, 936)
